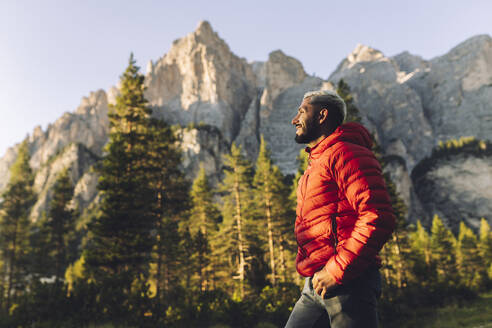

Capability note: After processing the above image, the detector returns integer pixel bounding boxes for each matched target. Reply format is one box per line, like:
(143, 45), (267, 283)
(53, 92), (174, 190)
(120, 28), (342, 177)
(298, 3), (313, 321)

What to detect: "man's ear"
(318, 108), (329, 124)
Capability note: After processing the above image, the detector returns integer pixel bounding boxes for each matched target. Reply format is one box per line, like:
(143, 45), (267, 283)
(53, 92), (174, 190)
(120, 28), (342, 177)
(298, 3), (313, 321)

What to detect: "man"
(285, 90), (395, 328)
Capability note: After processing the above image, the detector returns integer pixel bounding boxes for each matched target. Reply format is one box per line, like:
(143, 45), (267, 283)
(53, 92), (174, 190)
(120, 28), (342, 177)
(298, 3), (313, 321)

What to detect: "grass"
(384, 292), (492, 328)
(55, 292), (492, 328)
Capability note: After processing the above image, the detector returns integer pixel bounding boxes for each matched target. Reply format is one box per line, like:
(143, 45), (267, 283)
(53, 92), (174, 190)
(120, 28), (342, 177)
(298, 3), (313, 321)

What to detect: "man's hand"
(312, 267), (338, 298)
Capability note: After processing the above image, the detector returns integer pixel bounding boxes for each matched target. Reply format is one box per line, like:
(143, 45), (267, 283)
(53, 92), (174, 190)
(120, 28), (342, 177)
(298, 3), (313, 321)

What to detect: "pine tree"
(45, 168), (76, 283)
(189, 167), (220, 236)
(408, 220), (436, 286)
(337, 79), (361, 123)
(430, 215), (458, 284)
(0, 140), (36, 310)
(253, 136), (277, 286)
(478, 218), (492, 282)
(180, 227), (195, 291)
(83, 54), (156, 318)
(188, 166), (220, 291)
(253, 136), (293, 286)
(154, 217), (182, 301)
(193, 229), (210, 291)
(146, 119), (189, 299)
(214, 143), (254, 299)
(379, 172), (408, 289)
(456, 222), (486, 289)
(29, 212), (51, 278)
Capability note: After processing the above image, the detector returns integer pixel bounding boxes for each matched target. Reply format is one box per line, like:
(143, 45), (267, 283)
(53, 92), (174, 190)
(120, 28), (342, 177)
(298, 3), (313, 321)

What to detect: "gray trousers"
(285, 268), (381, 328)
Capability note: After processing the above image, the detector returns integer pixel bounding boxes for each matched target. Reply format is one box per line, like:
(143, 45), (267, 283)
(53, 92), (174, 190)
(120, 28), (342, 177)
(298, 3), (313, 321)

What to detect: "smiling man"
(285, 90), (396, 328)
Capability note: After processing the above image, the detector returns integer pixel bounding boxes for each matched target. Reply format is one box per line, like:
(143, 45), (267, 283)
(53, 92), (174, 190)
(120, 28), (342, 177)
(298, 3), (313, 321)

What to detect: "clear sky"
(1, 0), (491, 158)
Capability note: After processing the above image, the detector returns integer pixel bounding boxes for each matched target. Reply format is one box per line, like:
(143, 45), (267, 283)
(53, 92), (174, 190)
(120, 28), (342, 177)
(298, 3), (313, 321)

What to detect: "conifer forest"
(1, 57), (491, 328)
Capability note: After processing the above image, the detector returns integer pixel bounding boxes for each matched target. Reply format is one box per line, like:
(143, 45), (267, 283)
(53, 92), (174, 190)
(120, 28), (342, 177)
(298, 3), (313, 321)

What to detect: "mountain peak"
(144, 20), (257, 141)
(347, 44), (384, 65)
(444, 34), (491, 59)
(186, 20), (222, 48)
(266, 49), (307, 83)
(329, 44), (386, 78)
(195, 20), (214, 35)
(161, 20), (225, 58)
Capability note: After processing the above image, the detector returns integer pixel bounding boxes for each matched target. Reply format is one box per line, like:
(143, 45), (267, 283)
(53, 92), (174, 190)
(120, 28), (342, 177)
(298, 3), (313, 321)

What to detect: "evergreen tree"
(29, 212), (51, 278)
(253, 136), (293, 286)
(146, 119), (189, 299)
(0, 140), (36, 310)
(337, 79), (361, 123)
(188, 167), (220, 236)
(187, 166), (220, 291)
(430, 215), (458, 284)
(408, 220), (436, 286)
(456, 222), (486, 289)
(193, 229), (210, 290)
(154, 216), (182, 302)
(84, 54), (156, 319)
(379, 172), (408, 290)
(180, 227), (195, 291)
(45, 168), (76, 283)
(478, 218), (492, 282)
(214, 143), (254, 299)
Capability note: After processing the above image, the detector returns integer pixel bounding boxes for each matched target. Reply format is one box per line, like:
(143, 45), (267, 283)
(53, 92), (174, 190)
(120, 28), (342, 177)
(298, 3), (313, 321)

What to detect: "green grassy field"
(384, 292), (492, 328)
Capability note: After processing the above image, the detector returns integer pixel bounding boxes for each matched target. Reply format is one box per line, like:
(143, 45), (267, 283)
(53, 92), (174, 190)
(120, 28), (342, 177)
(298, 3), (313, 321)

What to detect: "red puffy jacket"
(295, 122), (395, 284)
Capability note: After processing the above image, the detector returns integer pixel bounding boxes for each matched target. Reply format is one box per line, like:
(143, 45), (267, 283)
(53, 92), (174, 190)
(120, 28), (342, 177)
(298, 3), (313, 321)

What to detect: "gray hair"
(303, 90), (347, 124)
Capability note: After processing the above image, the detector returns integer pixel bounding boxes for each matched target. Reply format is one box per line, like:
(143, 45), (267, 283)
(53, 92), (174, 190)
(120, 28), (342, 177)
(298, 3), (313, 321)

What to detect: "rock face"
(28, 89), (109, 172)
(0, 21), (490, 230)
(0, 89), (108, 192)
(412, 149), (492, 232)
(405, 35), (492, 144)
(329, 35), (492, 170)
(145, 21), (257, 142)
(30, 143), (100, 221)
(177, 125), (230, 184)
(0, 144), (20, 192)
(237, 50), (323, 168)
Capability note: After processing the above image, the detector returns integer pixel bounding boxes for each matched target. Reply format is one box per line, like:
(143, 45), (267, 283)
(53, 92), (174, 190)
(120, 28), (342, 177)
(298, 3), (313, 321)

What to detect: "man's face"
(292, 97), (320, 144)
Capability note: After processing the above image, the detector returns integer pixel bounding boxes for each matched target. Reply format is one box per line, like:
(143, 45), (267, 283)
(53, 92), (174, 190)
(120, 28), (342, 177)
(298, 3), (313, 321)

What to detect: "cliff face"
(412, 149), (492, 232)
(237, 50), (325, 171)
(405, 35), (492, 144)
(30, 143), (100, 221)
(0, 21), (490, 230)
(144, 21), (257, 142)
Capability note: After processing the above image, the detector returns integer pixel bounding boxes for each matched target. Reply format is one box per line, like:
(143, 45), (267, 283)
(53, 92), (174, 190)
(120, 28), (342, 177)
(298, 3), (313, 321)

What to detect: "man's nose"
(292, 113), (299, 125)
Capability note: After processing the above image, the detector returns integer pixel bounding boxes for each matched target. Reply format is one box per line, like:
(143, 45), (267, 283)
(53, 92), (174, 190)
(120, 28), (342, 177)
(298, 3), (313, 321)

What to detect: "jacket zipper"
(298, 167), (310, 257)
(331, 214), (338, 254)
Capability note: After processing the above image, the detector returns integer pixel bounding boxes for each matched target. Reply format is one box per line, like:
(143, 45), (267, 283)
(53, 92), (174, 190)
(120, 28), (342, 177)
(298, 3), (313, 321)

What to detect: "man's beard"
(295, 119), (320, 144)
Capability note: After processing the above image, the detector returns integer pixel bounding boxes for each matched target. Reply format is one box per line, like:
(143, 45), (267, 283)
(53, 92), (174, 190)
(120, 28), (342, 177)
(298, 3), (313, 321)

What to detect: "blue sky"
(1, 0), (491, 157)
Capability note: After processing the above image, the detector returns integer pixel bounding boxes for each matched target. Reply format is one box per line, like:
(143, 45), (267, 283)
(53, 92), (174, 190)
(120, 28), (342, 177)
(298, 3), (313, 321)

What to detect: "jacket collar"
(304, 122), (373, 160)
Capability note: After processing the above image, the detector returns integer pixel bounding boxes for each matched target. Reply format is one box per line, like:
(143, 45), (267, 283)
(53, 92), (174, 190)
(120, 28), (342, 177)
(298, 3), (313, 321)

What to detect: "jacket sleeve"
(323, 144), (396, 284)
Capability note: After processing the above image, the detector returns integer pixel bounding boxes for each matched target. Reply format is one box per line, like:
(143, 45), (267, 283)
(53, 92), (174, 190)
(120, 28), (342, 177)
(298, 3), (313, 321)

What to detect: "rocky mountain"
(144, 21), (257, 142)
(411, 140), (492, 233)
(31, 143), (100, 221)
(1, 21), (491, 230)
